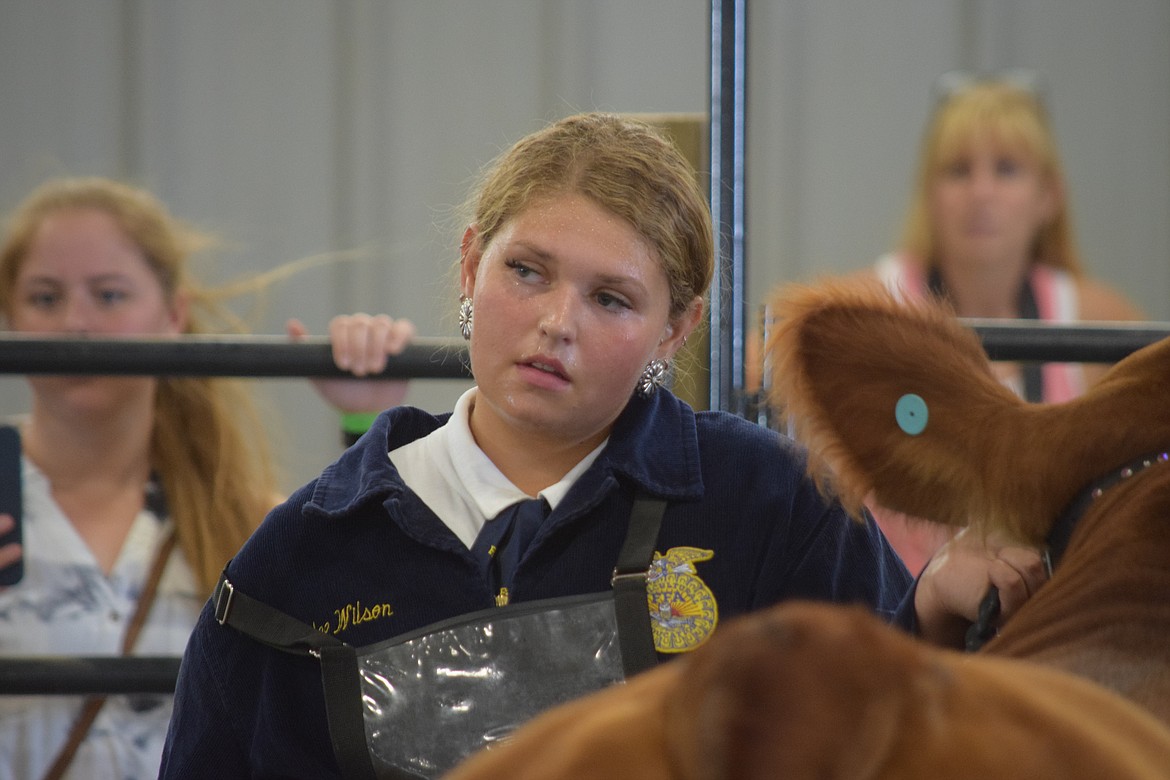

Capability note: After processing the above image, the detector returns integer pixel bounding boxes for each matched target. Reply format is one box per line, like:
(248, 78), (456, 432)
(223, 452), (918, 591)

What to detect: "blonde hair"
(467, 113), (714, 319)
(899, 80), (1082, 275)
(0, 177), (277, 593)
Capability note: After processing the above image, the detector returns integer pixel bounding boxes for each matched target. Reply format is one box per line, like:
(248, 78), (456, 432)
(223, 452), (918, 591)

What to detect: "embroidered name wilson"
(314, 600), (394, 635)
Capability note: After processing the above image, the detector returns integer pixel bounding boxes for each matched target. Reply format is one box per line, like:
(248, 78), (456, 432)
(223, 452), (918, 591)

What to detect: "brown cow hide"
(446, 603), (1170, 779)
(445, 278), (1170, 779)
(764, 278), (1170, 721)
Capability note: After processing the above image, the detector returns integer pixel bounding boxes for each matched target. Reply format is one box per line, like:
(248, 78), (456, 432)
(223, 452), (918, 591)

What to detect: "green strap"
(341, 411), (380, 436)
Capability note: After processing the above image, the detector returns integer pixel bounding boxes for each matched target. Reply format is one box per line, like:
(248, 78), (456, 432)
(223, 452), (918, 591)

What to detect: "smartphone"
(0, 425), (23, 586)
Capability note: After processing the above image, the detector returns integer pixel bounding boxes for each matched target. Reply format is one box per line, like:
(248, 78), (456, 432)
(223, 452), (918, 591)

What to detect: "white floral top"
(0, 458), (202, 780)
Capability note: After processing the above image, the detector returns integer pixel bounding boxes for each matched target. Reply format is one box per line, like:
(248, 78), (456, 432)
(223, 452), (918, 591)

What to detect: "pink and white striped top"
(874, 252), (1086, 403)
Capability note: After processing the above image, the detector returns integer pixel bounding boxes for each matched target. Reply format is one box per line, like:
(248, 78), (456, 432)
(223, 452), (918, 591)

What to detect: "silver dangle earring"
(458, 296), (474, 340)
(637, 358), (669, 397)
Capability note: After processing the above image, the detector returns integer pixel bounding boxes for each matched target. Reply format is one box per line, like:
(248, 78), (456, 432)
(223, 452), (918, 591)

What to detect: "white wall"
(1, 0), (1166, 490)
(747, 0), (1170, 319)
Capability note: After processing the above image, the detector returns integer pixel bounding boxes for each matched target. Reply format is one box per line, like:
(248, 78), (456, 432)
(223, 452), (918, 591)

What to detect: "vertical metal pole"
(708, 0), (748, 414)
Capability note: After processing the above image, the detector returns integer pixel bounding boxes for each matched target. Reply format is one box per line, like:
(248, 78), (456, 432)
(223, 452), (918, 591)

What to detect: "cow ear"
(764, 278), (1028, 533)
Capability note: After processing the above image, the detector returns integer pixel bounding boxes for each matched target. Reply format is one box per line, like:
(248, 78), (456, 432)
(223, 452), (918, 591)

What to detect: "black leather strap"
(1045, 448), (1170, 575)
(611, 495), (667, 676)
(964, 585), (1001, 652)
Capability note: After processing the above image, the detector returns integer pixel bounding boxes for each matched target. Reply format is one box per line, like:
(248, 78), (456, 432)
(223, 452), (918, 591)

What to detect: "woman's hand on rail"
(286, 315), (416, 414)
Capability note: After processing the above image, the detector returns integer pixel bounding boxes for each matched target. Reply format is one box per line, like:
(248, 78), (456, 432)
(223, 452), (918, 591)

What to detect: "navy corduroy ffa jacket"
(159, 390), (913, 779)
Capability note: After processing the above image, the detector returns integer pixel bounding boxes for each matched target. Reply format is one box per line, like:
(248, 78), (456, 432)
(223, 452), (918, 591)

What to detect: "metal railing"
(1, 321), (1168, 380)
(0, 657), (180, 695)
(0, 334), (470, 378)
(963, 319), (1170, 363)
(1, 319), (1168, 694)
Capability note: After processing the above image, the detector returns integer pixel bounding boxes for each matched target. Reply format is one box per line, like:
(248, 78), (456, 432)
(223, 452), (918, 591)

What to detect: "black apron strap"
(213, 492), (667, 777)
(611, 495), (667, 677)
(213, 570), (344, 657)
(212, 569), (400, 780)
(317, 645), (392, 780)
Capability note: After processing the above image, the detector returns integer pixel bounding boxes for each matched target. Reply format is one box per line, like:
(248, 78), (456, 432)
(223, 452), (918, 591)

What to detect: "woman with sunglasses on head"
(870, 74), (1146, 572)
(0, 176), (413, 780)
(159, 113), (1045, 780)
(878, 72), (1144, 398)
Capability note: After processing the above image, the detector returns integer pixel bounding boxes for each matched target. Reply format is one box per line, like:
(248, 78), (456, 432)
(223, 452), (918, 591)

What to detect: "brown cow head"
(445, 278), (1170, 780)
(765, 278), (1170, 546)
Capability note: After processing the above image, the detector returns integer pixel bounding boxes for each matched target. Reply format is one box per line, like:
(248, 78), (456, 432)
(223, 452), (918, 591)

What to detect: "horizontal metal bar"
(0, 656), (181, 695)
(0, 322), (1166, 379)
(964, 319), (1170, 363)
(0, 334), (472, 378)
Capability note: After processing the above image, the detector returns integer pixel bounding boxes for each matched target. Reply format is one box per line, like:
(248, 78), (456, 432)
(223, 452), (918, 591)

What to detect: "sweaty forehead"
(508, 195), (655, 259)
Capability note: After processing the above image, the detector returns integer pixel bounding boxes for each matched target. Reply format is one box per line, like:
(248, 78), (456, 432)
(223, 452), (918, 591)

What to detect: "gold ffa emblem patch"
(646, 546), (718, 653)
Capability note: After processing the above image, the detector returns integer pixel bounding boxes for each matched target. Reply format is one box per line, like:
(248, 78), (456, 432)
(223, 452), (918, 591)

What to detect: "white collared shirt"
(388, 388), (605, 548)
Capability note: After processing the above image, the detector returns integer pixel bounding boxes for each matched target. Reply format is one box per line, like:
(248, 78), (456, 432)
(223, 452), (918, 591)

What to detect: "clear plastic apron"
(356, 593), (623, 777)
(212, 496), (665, 780)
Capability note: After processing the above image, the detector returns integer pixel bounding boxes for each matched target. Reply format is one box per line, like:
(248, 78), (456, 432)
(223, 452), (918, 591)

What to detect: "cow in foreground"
(447, 280), (1170, 779)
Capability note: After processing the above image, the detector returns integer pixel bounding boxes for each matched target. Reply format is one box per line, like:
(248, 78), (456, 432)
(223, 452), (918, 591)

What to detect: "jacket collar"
(589, 390), (704, 501)
(305, 390), (704, 520)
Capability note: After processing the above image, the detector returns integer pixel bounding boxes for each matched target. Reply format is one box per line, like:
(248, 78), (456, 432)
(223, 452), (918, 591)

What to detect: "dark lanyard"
(485, 500), (542, 606)
(488, 528), (512, 604)
(927, 266), (1043, 402)
(487, 492), (668, 674)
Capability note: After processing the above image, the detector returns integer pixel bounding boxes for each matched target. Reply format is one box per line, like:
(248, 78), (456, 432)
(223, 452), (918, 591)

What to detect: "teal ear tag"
(895, 393), (928, 436)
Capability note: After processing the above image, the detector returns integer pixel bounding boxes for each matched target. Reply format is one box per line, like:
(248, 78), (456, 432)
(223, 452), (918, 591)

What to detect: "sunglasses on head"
(933, 68), (1046, 104)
